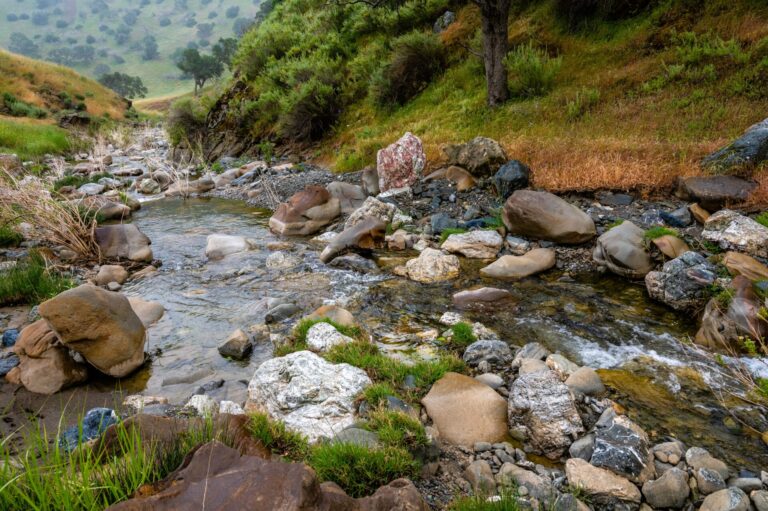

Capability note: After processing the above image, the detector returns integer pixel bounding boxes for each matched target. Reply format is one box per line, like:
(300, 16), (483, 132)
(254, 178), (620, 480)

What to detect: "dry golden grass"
(0, 49), (126, 119)
(134, 91), (191, 115)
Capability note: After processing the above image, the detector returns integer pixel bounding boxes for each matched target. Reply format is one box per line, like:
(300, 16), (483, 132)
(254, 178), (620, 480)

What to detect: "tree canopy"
(98, 72), (148, 99)
(176, 48), (224, 94)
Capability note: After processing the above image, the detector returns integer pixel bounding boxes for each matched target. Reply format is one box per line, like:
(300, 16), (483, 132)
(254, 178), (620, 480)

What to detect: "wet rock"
(128, 297), (165, 328)
(590, 410), (655, 484)
(569, 434), (595, 461)
(265, 303), (301, 323)
(218, 329), (253, 360)
(78, 182), (105, 196)
(327, 181), (367, 214)
(345, 196), (396, 230)
(39, 285), (145, 378)
(464, 460), (496, 494)
(305, 322), (354, 352)
(699, 487), (750, 511)
(675, 176), (757, 210)
(59, 408), (119, 452)
(443, 136), (507, 177)
(386, 229), (418, 251)
(361, 166), (380, 196)
(377, 132), (426, 192)
(404, 248), (460, 283)
(329, 254), (380, 273)
(493, 160), (531, 200)
(592, 221), (653, 279)
(186, 394), (218, 416)
(496, 463), (556, 504)
(95, 224), (153, 262)
(95, 265), (129, 286)
(480, 248), (556, 280)
(685, 447), (730, 479)
(320, 216), (386, 264)
(723, 251), (768, 281)
(652, 235), (690, 259)
(0, 353), (20, 377)
(12, 320), (88, 394)
(565, 458), (642, 505)
(452, 287), (513, 309)
(511, 342), (550, 367)
(509, 369), (584, 459)
(505, 236), (531, 255)
(463, 340), (513, 367)
(702, 117), (768, 173)
(441, 230), (503, 259)
(503, 190), (596, 244)
(137, 178), (161, 195)
(565, 367), (605, 396)
(645, 251), (716, 311)
(266, 251), (302, 269)
(247, 351), (371, 442)
(80, 196), (132, 220)
(269, 186), (341, 236)
(421, 372), (508, 446)
(165, 176), (215, 197)
(703, 209), (768, 258)
(641, 468), (689, 509)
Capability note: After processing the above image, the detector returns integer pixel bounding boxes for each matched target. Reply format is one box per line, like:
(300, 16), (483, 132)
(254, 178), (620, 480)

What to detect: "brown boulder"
(722, 251), (768, 281)
(652, 235), (690, 259)
(95, 224), (153, 262)
(424, 166), (477, 192)
(320, 217), (386, 264)
(327, 182), (367, 214)
(39, 285), (146, 378)
(503, 190), (596, 244)
(79, 195), (132, 221)
(269, 186), (341, 236)
(441, 136), (507, 177)
(675, 176), (756, 211)
(480, 248), (556, 280)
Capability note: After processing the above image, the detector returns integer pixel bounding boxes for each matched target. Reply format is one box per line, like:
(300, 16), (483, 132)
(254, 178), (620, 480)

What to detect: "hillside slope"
(188, 0), (768, 195)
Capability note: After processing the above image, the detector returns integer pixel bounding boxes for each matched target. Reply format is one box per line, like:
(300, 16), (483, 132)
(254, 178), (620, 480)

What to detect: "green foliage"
(606, 218), (625, 229)
(248, 412), (310, 460)
(98, 72), (148, 99)
(362, 382), (400, 407)
(757, 377), (768, 399)
(0, 119), (70, 160)
(274, 318), (363, 356)
(566, 87), (601, 121)
(505, 43), (562, 98)
(177, 48), (224, 93)
(672, 31), (749, 67)
(167, 96), (209, 146)
(257, 140), (275, 163)
(53, 172), (113, 192)
(643, 226), (678, 240)
(451, 322), (477, 347)
(1, 92), (47, 119)
(0, 250), (74, 306)
(365, 410), (428, 450)
(701, 240), (723, 254)
(308, 443), (419, 498)
(439, 227), (467, 243)
(755, 212), (768, 228)
(708, 284), (734, 309)
(0, 224), (22, 247)
(449, 490), (524, 510)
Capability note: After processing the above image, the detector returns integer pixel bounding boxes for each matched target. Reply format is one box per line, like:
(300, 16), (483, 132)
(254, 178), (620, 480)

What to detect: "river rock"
(441, 230), (503, 259)
(442, 136), (507, 177)
(59, 408), (119, 452)
(205, 234), (255, 260)
(12, 320), (88, 394)
(165, 176), (215, 197)
(95, 265), (129, 286)
(39, 284), (146, 378)
(464, 460), (496, 494)
(246, 350), (371, 442)
(218, 329), (252, 360)
(344, 196), (396, 230)
(463, 339), (513, 367)
(493, 160), (531, 199)
(569, 434), (595, 461)
(645, 251), (716, 311)
(690, 203), (711, 223)
(512, 342), (550, 367)
(509, 368), (584, 459)
(305, 322), (354, 352)
(95, 224), (153, 262)
(641, 468), (689, 508)
(685, 447), (730, 479)
(565, 367), (605, 396)
(590, 409), (655, 484)
(699, 487), (750, 511)
(269, 186), (341, 236)
(696, 467), (727, 495)
(266, 251), (302, 269)
(565, 458), (642, 505)
(421, 372), (508, 446)
(723, 251), (768, 281)
(702, 117), (768, 173)
(480, 248), (556, 280)
(753, 490), (768, 511)
(675, 176), (757, 210)
(137, 178), (161, 195)
(404, 248), (460, 283)
(503, 190), (596, 244)
(496, 463), (556, 504)
(78, 183), (106, 196)
(546, 354), (580, 379)
(593, 221), (653, 279)
(327, 181), (367, 214)
(703, 209), (768, 258)
(107, 441), (428, 511)
(376, 132), (426, 192)
(475, 373), (504, 389)
(81, 195), (132, 220)
(452, 287), (513, 309)
(652, 235), (690, 259)
(361, 166), (380, 196)
(320, 216), (386, 264)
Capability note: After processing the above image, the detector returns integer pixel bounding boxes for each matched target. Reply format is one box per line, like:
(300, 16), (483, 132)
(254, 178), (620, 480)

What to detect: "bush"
(248, 412), (309, 460)
(371, 31), (446, 106)
(1, 92), (47, 119)
(167, 97), (208, 146)
(566, 87), (601, 121)
(506, 43), (562, 98)
(0, 250), (74, 306)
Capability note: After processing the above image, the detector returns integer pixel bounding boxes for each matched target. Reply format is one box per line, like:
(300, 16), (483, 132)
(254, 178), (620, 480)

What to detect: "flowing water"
(121, 197), (767, 472)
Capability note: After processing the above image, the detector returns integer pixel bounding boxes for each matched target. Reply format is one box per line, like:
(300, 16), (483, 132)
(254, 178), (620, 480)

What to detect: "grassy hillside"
(0, 0), (263, 97)
(191, 0), (768, 195)
(0, 116), (73, 160)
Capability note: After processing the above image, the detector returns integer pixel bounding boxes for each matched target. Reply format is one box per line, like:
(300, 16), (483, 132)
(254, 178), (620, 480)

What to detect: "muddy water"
(123, 198), (767, 471)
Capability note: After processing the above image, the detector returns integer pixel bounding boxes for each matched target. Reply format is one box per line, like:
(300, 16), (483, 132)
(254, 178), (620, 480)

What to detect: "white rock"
(441, 230), (504, 259)
(305, 322), (354, 352)
(266, 251), (302, 269)
(345, 196), (396, 230)
(186, 394), (218, 416)
(703, 209), (768, 258)
(123, 395), (168, 409)
(404, 248), (460, 283)
(219, 400), (245, 415)
(205, 234), (256, 260)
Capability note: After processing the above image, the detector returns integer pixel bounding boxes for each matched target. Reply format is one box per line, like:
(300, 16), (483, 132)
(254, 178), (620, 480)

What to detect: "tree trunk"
(475, 0), (510, 107)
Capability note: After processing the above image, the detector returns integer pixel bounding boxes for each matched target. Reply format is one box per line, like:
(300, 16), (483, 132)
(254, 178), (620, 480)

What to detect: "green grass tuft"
(449, 490), (524, 510)
(247, 412), (309, 461)
(451, 322), (477, 347)
(605, 218), (625, 230)
(439, 227), (467, 244)
(643, 226), (679, 240)
(362, 383), (400, 407)
(0, 224), (23, 247)
(506, 43), (562, 99)
(365, 410), (428, 451)
(0, 250), (74, 306)
(275, 317), (364, 357)
(53, 172), (113, 192)
(756, 212), (768, 228)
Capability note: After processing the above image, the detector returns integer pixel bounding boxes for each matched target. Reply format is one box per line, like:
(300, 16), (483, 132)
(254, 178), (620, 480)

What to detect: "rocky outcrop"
(645, 251), (716, 311)
(592, 221), (653, 279)
(442, 136), (507, 177)
(421, 372), (508, 446)
(702, 117), (768, 174)
(39, 285), (146, 378)
(702, 209), (768, 258)
(480, 248), (556, 280)
(441, 230), (503, 259)
(503, 190), (596, 244)
(320, 217), (386, 264)
(95, 224), (153, 262)
(403, 248), (460, 283)
(376, 132), (426, 192)
(247, 350), (371, 442)
(205, 234), (256, 260)
(493, 160), (531, 199)
(675, 176), (757, 210)
(269, 186), (341, 236)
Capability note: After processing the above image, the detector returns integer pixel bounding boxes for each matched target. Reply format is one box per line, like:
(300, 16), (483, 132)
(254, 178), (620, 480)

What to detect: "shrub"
(277, 76), (342, 141)
(248, 412), (309, 460)
(167, 97), (208, 146)
(566, 87), (601, 121)
(506, 43), (562, 98)
(1, 92), (47, 119)
(371, 31), (446, 106)
(0, 225), (22, 247)
(308, 443), (419, 498)
(0, 250), (74, 306)
(555, 0), (654, 26)
(451, 322), (477, 347)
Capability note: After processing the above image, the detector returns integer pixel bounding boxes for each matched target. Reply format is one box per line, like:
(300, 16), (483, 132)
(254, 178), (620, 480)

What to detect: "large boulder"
(723, 251), (768, 281)
(327, 181), (367, 214)
(107, 441), (428, 511)
(205, 234), (256, 260)
(39, 285), (146, 378)
(589, 409), (655, 484)
(403, 248), (460, 283)
(592, 221), (654, 279)
(565, 458), (642, 505)
(80, 196), (132, 221)
(702, 209), (768, 258)
(12, 320), (88, 394)
(480, 248), (556, 280)
(345, 196), (396, 230)
(441, 230), (503, 259)
(503, 190), (596, 244)
(246, 351), (371, 442)
(95, 224), (153, 262)
(645, 251), (716, 311)
(508, 368), (584, 459)
(701, 117), (768, 174)
(269, 186), (341, 236)
(675, 176), (757, 210)
(442, 136), (507, 177)
(493, 160), (531, 199)
(165, 177), (215, 197)
(320, 217), (386, 264)
(376, 132), (426, 192)
(421, 372), (508, 446)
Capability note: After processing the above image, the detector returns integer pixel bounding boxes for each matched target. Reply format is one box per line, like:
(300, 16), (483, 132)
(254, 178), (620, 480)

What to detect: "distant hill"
(0, 0), (262, 97)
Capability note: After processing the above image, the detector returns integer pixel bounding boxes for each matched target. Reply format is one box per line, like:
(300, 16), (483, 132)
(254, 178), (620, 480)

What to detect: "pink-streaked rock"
(376, 132), (426, 192)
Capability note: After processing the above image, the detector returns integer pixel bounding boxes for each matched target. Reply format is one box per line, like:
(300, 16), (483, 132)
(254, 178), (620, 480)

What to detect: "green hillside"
(0, 0), (263, 97)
